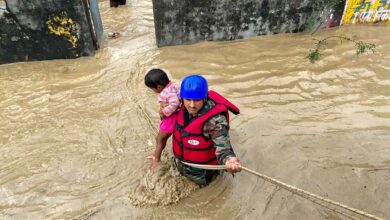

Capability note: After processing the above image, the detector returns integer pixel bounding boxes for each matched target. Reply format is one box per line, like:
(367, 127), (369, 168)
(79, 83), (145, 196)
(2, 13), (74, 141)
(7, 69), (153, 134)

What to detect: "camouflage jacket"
(178, 98), (236, 185)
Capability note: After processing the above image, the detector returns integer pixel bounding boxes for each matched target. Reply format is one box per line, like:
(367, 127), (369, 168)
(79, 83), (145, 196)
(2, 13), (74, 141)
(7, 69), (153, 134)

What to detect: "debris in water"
(108, 32), (120, 39)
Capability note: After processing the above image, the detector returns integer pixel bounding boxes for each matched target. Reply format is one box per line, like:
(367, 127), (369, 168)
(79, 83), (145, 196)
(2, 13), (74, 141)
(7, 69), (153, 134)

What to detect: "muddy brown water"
(1, 1), (390, 219)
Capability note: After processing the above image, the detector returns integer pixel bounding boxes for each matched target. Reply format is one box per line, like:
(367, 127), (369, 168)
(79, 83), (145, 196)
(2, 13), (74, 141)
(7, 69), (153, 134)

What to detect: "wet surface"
(1, 0), (390, 219)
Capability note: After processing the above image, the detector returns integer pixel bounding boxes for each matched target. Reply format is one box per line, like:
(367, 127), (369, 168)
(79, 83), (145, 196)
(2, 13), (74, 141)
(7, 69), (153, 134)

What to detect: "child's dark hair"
(144, 68), (170, 89)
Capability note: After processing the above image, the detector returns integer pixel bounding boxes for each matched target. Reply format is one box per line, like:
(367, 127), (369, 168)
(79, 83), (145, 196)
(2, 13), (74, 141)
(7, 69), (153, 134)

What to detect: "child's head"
(144, 68), (170, 93)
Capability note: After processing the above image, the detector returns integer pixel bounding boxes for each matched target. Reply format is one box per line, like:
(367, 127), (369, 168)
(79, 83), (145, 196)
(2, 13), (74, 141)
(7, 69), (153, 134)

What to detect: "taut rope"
(181, 162), (384, 220)
(136, 102), (384, 220)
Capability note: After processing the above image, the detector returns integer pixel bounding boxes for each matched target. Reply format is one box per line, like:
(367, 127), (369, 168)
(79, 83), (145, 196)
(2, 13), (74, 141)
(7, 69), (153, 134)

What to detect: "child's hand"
(159, 103), (168, 119)
(159, 102), (169, 108)
(146, 154), (161, 170)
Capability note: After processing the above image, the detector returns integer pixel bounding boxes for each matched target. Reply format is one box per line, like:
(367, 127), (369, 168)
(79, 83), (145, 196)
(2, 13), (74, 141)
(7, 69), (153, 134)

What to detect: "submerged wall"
(0, 0), (100, 64)
(152, 0), (345, 47)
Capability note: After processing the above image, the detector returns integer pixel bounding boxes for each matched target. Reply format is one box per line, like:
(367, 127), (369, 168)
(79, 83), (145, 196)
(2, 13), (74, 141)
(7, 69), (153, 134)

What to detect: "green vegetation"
(307, 35), (376, 63)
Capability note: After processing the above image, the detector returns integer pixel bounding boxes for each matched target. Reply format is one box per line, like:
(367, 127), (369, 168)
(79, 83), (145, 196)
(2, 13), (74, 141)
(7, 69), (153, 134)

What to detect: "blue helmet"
(180, 75), (208, 100)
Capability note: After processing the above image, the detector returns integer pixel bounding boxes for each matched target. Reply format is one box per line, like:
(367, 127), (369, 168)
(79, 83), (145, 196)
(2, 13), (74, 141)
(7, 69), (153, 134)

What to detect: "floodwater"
(1, 0), (390, 219)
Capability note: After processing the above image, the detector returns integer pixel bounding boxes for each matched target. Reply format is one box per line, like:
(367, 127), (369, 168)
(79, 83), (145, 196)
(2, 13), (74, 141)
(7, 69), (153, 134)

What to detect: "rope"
(182, 162), (384, 220)
(133, 97), (384, 220)
(136, 103), (158, 136)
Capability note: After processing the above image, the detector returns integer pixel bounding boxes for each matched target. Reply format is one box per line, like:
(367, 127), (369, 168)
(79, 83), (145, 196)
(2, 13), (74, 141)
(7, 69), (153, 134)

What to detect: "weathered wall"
(152, 0), (345, 47)
(0, 0), (95, 64)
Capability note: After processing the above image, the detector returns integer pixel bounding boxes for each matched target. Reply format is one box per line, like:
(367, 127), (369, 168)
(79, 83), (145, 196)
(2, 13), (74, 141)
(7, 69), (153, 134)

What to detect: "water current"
(1, 0), (390, 219)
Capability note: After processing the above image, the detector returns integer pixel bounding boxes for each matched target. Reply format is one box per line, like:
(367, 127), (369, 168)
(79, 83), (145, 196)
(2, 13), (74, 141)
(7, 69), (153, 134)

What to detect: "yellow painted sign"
(342, 0), (390, 24)
(46, 12), (79, 48)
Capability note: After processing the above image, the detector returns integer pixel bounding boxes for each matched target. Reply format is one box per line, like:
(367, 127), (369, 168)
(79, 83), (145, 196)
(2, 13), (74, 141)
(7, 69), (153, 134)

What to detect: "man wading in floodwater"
(172, 74), (242, 186)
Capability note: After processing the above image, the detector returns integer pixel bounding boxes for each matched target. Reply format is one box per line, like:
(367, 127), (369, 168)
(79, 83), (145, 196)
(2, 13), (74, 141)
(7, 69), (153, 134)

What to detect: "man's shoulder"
(203, 100), (227, 121)
(207, 113), (227, 124)
(203, 113), (229, 138)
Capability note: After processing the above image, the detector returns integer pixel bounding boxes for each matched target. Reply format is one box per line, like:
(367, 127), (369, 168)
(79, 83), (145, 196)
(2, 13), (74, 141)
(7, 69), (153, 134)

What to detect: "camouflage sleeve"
(203, 114), (236, 165)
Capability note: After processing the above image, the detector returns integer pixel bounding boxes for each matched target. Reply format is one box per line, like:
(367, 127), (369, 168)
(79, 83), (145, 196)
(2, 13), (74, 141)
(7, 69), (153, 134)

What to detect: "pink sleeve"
(162, 94), (180, 117)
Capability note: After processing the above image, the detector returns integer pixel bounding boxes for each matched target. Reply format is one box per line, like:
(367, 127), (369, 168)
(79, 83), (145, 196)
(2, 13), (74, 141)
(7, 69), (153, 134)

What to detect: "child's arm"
(161, 94), (180, 117)
(147, 132), (170, 170)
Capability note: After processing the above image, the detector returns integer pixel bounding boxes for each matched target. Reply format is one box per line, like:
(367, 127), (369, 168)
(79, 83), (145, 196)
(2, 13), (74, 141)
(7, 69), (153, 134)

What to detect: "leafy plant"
(307, 35), (376, 63)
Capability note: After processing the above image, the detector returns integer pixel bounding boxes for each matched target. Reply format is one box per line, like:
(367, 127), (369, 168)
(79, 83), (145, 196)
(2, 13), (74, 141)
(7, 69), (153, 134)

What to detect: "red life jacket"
(172, 90), (240, 164)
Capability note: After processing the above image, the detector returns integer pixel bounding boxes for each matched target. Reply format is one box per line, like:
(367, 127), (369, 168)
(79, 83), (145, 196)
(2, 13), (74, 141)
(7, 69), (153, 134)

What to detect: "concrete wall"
(0, 0), (96, 64)
(152, 0), (345, 47)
